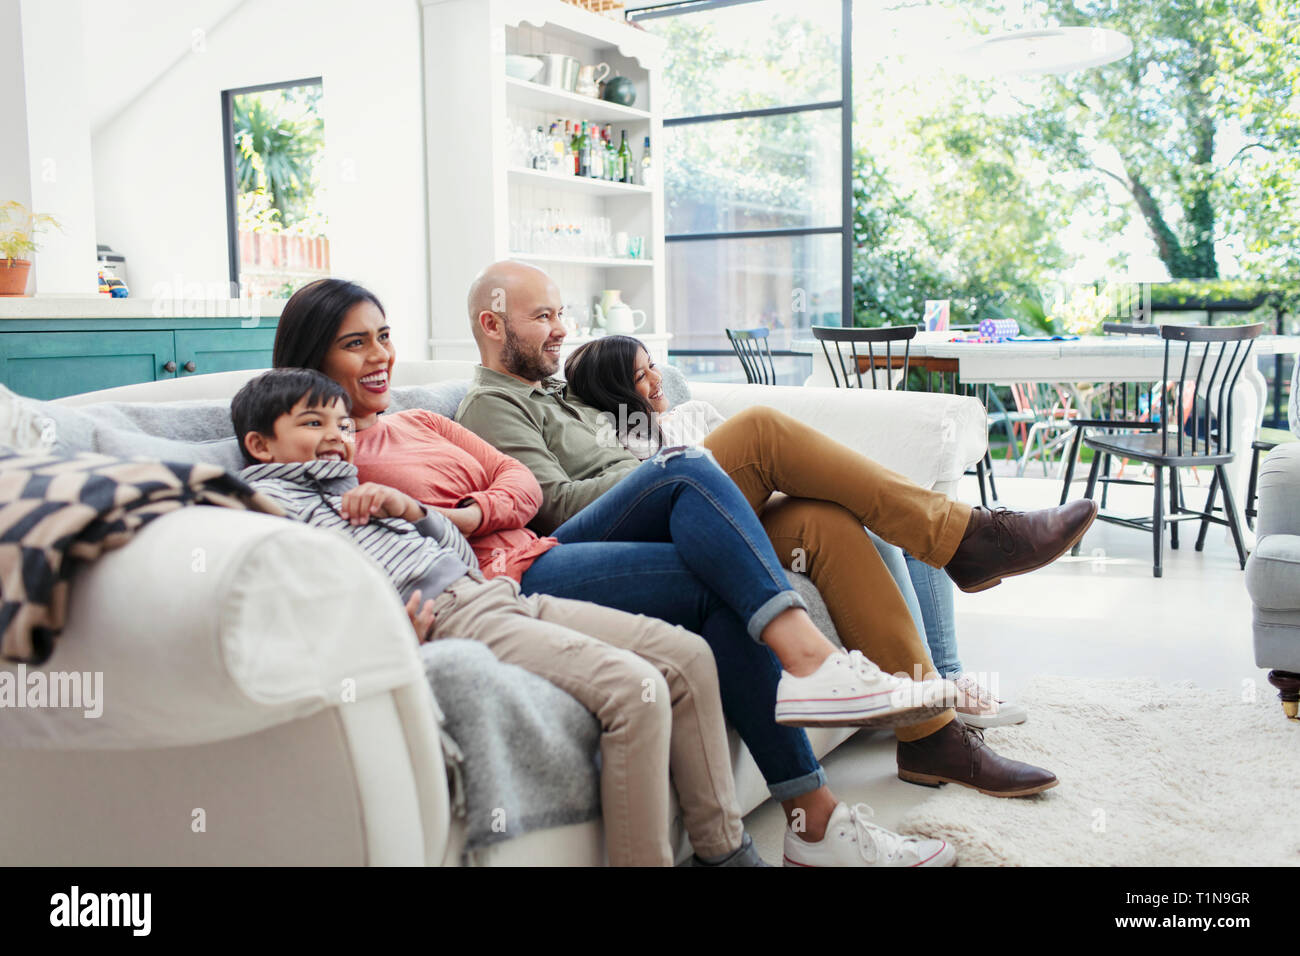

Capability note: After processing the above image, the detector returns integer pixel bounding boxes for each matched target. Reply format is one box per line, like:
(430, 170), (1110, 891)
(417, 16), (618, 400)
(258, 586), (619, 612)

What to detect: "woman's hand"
(433, 502), (483, 536)
(405, 589), (437, 643)
(339, 482), (425, 525)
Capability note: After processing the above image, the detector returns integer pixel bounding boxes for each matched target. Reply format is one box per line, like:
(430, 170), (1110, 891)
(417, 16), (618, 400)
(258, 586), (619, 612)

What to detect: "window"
(630, 0), (852, 384)
(221, 78), (328, 299)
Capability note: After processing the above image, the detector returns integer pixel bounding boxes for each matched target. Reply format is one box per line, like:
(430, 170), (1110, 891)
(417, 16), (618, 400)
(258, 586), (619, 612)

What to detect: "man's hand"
(339, 482), (425, 525)
(433, 502), (484, 536)
(405, 589), (437, 643)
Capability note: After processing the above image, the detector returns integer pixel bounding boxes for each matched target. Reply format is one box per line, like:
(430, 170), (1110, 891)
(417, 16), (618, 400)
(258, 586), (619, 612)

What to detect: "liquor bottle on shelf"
(578, 122), (592, 178)
(640, 135), (654, 188)
(548, 123), (565, 172)
(590, 123), (605, 180)
(530, 126), (547, 170)
(617, 129), (633, 184)
(603, 125), (617, 181)
(569, 121), (581, 176)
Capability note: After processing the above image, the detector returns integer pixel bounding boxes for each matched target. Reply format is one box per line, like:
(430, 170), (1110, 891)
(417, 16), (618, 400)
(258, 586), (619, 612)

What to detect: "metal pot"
(540, 53), (580, 92)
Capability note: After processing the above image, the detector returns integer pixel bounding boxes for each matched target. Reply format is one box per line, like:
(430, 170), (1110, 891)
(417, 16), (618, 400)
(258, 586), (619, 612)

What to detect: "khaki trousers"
(427, 573), (744, 865)
(700, 405), (974, 742)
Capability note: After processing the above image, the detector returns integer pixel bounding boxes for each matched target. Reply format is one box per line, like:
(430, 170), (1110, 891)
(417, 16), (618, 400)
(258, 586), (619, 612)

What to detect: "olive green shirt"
(455, 365), (641, 535)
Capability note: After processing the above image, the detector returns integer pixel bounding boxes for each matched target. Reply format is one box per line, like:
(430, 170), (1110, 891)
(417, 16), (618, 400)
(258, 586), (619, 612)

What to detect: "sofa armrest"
(688, 382), (987, 492)
(3, 507), (435, 750)
(1256, 443), (1300, 540)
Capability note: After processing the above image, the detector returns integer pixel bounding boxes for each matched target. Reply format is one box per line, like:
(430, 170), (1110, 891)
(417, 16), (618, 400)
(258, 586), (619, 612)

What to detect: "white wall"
(90, 0), (430, 358)
(0, 1), (33, 211)
(20, 0), (98, 294)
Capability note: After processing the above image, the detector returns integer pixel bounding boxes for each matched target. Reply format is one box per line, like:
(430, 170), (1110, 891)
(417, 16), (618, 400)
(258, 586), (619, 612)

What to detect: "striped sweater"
(240, 459), (478, 601)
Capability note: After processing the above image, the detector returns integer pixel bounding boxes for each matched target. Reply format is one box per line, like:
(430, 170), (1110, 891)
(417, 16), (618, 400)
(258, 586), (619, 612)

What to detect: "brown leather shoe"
(897, 719), (1058, 797)
(944, 499), (1098, 593)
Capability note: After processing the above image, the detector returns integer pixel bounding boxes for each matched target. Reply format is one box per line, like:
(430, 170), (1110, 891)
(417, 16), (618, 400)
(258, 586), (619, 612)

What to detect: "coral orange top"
(353, 409), (559, 582)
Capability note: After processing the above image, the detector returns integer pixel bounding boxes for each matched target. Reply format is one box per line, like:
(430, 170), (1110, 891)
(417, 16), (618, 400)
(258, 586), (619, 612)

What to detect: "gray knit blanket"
(419, 639), (601, 862)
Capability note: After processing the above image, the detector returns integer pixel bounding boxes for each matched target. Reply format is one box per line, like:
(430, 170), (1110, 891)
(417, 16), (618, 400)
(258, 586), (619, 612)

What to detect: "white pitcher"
(593, 290), (647, 336)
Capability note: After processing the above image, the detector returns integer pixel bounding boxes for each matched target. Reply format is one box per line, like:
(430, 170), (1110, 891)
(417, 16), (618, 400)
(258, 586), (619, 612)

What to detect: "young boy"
(229, 368), (764, 867)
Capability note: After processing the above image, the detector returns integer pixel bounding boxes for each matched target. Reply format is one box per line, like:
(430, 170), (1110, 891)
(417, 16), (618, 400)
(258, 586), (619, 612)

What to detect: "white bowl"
(505, 55), (544, 82)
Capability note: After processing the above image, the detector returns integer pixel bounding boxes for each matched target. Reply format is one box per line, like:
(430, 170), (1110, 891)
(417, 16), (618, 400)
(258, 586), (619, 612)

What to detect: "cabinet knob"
(183, 361), (197, 373)
(162, 361), (177, 373)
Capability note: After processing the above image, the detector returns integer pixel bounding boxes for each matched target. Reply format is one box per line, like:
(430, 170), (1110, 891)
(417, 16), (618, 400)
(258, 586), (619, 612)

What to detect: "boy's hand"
(339, 483), (424, 525)
(405, 590), (437, 643)
(433, 502), (483, 536)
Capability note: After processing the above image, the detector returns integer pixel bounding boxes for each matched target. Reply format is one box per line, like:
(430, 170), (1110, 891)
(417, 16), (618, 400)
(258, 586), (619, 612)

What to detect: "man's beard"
(502, 321), (559, 381)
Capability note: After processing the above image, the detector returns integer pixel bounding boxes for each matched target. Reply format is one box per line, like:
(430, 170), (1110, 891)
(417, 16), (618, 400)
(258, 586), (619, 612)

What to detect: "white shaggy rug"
(897, 675), (1300, 866)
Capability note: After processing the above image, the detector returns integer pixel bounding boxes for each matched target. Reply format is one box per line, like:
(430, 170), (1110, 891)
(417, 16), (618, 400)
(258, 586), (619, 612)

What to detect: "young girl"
(563, 334), (1027, 728)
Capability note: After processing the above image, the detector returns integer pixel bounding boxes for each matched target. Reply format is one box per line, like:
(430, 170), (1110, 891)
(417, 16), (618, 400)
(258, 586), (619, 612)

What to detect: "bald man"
(456, 259), (1078, 837)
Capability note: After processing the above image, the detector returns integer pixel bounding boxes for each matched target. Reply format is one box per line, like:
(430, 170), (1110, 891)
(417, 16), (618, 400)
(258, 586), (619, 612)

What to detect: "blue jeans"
(519, 450), (826, 801)
(868, 531), (962, 678)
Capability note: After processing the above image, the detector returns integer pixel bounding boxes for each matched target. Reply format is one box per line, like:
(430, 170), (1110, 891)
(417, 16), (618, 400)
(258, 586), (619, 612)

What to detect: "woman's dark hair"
(231, 368), (352, 466)
(273, 278), (386, 371)
(564, 335), (661, 446)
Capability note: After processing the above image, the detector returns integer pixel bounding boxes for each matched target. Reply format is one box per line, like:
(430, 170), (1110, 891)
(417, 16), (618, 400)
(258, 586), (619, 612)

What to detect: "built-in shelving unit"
(422, 0), (668, 363)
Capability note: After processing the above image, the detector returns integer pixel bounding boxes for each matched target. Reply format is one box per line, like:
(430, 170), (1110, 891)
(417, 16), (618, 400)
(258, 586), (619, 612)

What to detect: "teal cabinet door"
(174, 329), (278, 378)
(0, 332), (177, 401)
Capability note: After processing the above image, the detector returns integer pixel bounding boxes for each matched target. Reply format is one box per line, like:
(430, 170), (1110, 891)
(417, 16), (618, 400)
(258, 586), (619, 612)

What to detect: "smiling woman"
(273, 277), (395, 430)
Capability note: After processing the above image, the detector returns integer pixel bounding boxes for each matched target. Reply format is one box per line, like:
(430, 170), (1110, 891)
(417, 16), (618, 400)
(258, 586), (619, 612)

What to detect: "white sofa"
(0, 361), (987, 865)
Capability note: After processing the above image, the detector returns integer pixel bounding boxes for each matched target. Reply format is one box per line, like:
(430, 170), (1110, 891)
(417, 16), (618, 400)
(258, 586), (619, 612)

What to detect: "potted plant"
(0, 200), (60, 296)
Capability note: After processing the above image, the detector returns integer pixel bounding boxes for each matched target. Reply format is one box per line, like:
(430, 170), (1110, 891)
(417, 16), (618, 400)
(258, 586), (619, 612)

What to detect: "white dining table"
(794, 331), (1300, 546)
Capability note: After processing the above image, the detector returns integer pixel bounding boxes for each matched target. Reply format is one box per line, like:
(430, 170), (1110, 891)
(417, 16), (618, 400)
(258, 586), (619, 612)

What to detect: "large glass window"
(221, 78), (328, 300)
(632, 0), (851, 382)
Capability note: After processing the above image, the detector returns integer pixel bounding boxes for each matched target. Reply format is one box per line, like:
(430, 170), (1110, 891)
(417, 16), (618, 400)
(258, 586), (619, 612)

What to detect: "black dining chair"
(1077, 322), (1265, 577)
(810, 324), (916, 390)
(1058, 321), (1163, 507)
(810, 324), (998, 506)
(725, 327), (777, 385)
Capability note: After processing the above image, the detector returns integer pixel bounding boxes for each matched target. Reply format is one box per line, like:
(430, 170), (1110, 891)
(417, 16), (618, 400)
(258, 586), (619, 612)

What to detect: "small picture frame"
(923, 299), (950, 332)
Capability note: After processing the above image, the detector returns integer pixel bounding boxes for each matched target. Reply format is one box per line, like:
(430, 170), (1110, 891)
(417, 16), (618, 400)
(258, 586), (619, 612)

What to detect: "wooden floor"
(745, 465), (1262, 861)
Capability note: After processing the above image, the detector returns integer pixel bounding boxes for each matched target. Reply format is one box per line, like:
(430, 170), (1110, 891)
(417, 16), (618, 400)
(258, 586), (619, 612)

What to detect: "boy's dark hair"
(231, 368), (352, 466)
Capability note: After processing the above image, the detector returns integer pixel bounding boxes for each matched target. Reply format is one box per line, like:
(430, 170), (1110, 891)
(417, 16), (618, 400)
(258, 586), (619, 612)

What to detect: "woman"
(271, 277), (959, 868)
(563, 334), (1026, 728)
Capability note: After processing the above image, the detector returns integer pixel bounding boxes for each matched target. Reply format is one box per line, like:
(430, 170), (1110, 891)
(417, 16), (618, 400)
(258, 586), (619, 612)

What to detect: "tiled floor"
(745, 465), (1263, 863)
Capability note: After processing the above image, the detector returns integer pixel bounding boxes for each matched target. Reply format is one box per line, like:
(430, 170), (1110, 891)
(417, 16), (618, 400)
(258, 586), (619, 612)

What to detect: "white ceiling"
(81, 0), (248, 133)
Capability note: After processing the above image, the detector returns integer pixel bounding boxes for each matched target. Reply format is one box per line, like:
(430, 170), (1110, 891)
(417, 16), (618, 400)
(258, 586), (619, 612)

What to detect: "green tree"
(232, 85), (324, 228)
(989, 0), (1287, 279)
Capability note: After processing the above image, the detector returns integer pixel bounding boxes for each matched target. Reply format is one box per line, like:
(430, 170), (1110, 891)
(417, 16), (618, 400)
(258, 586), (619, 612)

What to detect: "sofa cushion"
(0, 381), (473, 471)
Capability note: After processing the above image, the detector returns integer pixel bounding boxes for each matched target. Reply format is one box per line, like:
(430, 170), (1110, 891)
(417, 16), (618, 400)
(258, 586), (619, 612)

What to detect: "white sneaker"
(783, 802), (955, 867)
(775, 650), (957, 728)
(952, 673), (1028, 729)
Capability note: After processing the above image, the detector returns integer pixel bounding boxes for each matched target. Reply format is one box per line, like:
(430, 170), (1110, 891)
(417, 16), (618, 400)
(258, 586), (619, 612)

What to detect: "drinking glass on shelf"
(628, 235), (644, 259)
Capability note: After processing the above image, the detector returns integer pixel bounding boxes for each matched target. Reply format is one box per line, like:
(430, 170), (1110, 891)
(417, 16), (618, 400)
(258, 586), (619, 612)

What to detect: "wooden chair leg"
(1101, 452), (1113, 508)
(1059, 427), (1085, 506)
(1169, 466), (1180, 550)
(1152, 464), (1164, 578)
(1075, 449), (1104, 556)
(1246, 444), (1263, 531)
(1215, 465), (1248, 570)
(1267, 670), (1300, 719)
(984, 451), (999, 503)
(1195, 468), (1220, 552)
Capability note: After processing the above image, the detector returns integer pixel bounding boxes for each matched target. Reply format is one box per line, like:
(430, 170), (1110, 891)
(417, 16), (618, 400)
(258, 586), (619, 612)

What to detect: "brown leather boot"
(897, 719), (1058, 797)
(944, 499), (1098, 593)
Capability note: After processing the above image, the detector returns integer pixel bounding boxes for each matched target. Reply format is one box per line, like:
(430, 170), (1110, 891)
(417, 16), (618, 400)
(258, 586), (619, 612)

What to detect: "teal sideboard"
(0, 315), (281, 401)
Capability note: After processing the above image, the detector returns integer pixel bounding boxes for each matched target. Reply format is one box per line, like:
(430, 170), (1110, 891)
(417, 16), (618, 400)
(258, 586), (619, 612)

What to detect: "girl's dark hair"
(273, 278), (386, 371)
(563, 335), (661, 446)
(231, 368), (352, 466)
